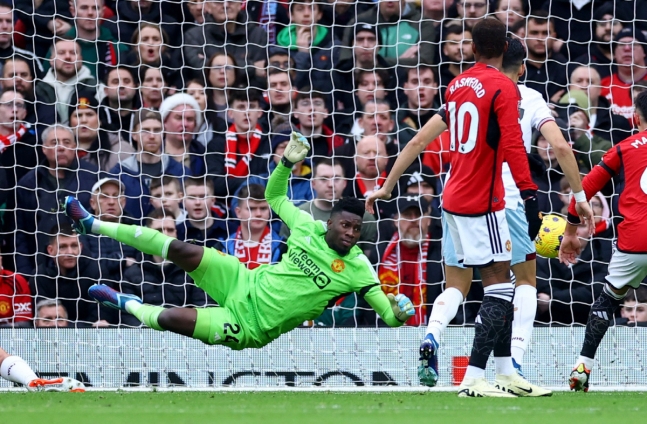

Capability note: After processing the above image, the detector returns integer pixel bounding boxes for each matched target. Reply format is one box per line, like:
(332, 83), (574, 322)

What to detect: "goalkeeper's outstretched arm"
(363, 286), (414, 327)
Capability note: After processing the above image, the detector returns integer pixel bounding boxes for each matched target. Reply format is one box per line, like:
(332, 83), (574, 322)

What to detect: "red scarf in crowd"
(225, 124), (263, 177)
(356, 171), (387, 197)
(378, 232), (429, 326)
(233, 225), (273, 270)
(0, 123), (29, 154)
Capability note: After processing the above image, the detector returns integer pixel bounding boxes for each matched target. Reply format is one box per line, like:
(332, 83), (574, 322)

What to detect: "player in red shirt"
(561, 90), (647, 392)
(368, 18), (547, 398)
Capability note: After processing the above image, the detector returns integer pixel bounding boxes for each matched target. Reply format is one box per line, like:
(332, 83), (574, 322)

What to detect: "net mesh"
(0, 0), (645, 388)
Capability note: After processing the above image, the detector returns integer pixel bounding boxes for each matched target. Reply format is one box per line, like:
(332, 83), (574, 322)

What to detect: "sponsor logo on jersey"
(288, 248), (332, 289)
(0, 301), (9, 315)
(505, 240), (512, 252)
(331, 259), (345, 273)
(14, 302), (31, 314)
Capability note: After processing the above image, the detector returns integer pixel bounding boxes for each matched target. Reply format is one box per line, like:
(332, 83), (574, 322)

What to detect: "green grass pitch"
(0, 391), (644, 424)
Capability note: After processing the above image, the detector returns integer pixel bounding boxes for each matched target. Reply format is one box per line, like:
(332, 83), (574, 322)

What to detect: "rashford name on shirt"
(448, 77), (486, 98)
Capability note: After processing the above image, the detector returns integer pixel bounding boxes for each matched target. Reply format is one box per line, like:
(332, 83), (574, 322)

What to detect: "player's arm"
(366, 113), (447, 213)
(559, 148), (618, 265)
(265, 132), (314, 230)
(540, 120), (594, 231)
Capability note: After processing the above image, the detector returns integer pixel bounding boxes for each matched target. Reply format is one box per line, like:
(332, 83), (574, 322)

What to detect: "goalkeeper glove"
(387, 293), (415, 323)
(521, 189), (542, 241)
(281, 131), (310, 168)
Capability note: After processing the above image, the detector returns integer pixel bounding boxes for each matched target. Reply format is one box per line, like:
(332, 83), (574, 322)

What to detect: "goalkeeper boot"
(89, 284), (142, 312)
(28, 377), (86, 392)
(494, 373), (552, 397)
(569, 363), (591, 392)
(512, 358), (524, 377)
(458, 377), (517, 398)
(418, 333), (439, 387)
(64, 196), (95, 235)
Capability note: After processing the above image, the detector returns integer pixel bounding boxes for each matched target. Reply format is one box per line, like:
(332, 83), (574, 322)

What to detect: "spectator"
(210, 89), (269, 198)
(184, 0), (267, 80)
(293, 88), (345, 163)
(149, 176), (187, 226)
(98, 65), (141, 146)
(122, 23), (181, 88)
(265, 68), (295, 128)
(567, 66), (631, 145)
(34, 299), (69, 328)
(69, 91), (134, 172)
(521, 11), (568, 102)
(332, 24), (397, 127)
(205, 52), (239, 124)
(13, 124), (98, 276)
(0, 89), (39, 190)
(282, 158), (378, 259)
(352, 69), (390, 117)
(160, 93), (216, 177)
(350, 99), (409, 155)
(22, 0), (73, 58)
(176, 177), (228, 249)
(0, 3), (44, 78)
(454, 0), (488, 30)
(81, 177), (141, 284)
(110, 110), (188, 220)
(617, 287), (647, 326)
(536, 220), (612, 325)
(398, 165), (439, 212)
(493, 0), (525, 29)
(0, 245), (32, 326)
(378, 195), (431, 327)
(342, 135), (389, 201)
(35, 38), (96, 124)
(120, 208), (212, 327)
(225, 184), (285, 269)
(438, 25), (473, 102)
(275, 0), (340, 95)
(323, 0), (373, 42)
(343, 0), (435, 66)
(107, 0), (179, 49)
(556, 95), (610, 172)
(398, 65), (440, 136)
(185, 78), (227, 147)
(139, 66), (167, 110)
(30, 223), (113, 326)
(263, 47), (296, 83)
(51, 0), (125, 80)
(245, 0), (291, 45)
(571, 4), (621, 80)
(541, 0), (602, 60)
(601, 27), (647, 121)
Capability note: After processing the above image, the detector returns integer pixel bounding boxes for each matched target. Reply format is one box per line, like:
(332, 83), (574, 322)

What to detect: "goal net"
(0, 0), (645, 389)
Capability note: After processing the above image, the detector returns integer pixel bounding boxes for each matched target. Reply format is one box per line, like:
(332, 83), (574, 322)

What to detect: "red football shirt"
(440, 63), (536, 216)
(568, 130), (647, 253)
(600, 72), (647, 120)
(0, 269), (33, 324)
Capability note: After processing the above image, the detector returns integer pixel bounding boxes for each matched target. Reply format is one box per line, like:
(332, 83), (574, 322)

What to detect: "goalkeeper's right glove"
(281, 131), (311, 168)
(387, 293), (415, 323)
(521, 189), (542, 241)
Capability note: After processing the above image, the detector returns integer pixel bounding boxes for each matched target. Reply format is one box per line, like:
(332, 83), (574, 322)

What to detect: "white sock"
(463, 365), (486, 380)
(511, 285), (537, 366)
(0, 355), (38, 385)
(426, 287), (463, 341)
(494, 356), (516, 375)
(576, 355), (594, 370)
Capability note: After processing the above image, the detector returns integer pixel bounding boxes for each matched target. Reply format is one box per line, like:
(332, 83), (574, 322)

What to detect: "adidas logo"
(134, 228), (142, 238)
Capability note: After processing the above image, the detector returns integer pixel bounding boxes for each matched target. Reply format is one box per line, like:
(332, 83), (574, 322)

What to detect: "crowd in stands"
(0, 0), (646, 329)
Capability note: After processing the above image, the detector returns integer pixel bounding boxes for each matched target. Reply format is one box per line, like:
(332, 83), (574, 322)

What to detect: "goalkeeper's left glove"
(281, 131), (310, 168)
(387, 293), (415, 323)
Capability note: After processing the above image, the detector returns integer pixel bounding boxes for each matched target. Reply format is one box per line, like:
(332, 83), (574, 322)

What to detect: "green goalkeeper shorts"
(189, 247), (271, 350)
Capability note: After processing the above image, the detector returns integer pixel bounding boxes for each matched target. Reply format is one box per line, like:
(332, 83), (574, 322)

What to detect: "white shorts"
(605, 249), (647, 290)
(443, 209), (512, 268)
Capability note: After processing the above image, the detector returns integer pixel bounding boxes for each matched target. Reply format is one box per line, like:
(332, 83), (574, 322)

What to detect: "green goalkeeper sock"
(94, 221), (174, 259)
(126, 302), (165, 331)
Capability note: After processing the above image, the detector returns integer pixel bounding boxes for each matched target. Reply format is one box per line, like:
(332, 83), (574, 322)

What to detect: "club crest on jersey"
(506, 240), (512, 252)
(331, 259), (345, 273)
(0, 301), (9, 314)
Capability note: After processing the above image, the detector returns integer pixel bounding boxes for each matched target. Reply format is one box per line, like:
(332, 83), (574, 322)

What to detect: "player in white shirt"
(417, 38), (593, 394)
(0, 346), (85, 391)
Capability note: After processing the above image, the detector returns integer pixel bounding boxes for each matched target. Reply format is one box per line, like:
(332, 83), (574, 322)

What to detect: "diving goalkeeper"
(65, 132), (414, 349)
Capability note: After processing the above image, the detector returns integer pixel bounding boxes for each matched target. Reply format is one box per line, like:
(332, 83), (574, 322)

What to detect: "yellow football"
(534, 214), (567, 259)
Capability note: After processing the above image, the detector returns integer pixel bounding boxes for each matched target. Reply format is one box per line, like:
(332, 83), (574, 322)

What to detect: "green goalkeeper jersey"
(250, 163), (405, 340)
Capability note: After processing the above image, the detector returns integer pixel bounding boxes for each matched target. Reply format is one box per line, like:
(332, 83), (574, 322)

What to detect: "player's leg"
(64, 196), (204, 272)
(570, 251), (647, 392)
(419, 214), (472, 387)
(507, 203), (539, 375)
(0, 347), (85, 392)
